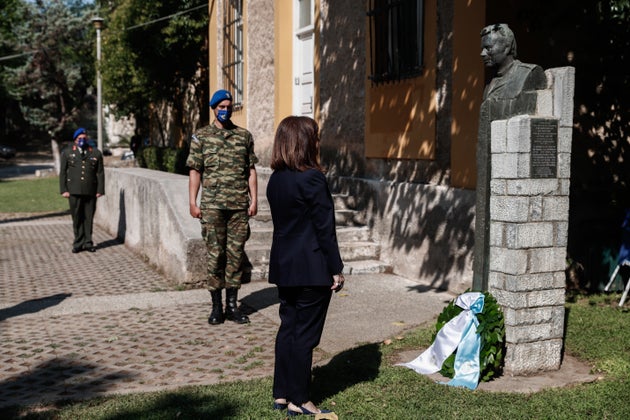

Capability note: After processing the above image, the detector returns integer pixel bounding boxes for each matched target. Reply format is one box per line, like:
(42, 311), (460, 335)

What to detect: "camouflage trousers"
(201, 208), (250, 291)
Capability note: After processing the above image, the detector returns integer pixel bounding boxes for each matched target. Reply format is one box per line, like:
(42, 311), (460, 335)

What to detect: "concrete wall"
(330, 176), (476, 294)
(94, 167), (206, 286)
(246, 0), (275, 165)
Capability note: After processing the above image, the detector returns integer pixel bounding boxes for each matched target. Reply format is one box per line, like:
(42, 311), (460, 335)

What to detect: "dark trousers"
(69, 194), (96, 249)
(273, 286), (332, 406)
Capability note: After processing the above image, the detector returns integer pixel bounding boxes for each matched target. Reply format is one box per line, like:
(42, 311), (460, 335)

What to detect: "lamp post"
(91, 16), (104, 151)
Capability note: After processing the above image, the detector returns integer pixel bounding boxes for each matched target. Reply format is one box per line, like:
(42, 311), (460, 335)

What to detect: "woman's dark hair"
(270, 116), (323, 172)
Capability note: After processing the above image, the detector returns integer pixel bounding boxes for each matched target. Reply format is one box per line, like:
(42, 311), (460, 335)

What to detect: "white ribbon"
(397, 292), (484, 389)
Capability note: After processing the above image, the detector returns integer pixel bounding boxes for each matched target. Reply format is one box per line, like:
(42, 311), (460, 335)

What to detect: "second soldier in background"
(59, 128), (105, 254)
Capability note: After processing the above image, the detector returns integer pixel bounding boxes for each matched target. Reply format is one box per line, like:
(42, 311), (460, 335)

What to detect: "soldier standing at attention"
(59, 128), (105, 253)
(187, 89), (258, 325)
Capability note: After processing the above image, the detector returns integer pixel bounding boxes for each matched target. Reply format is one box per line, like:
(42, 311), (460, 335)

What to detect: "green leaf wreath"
(433, 291), (506, 382)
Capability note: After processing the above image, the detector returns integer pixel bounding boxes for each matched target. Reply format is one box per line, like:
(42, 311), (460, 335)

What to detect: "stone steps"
(245, 240), (382, 264)
(246, 184), (391, 279)
(247, 259), (392, 281)
(248, 225), (372, 243)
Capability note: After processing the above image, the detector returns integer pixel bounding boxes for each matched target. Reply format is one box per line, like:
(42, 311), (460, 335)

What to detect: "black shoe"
(225, 309), (250, 324)
(86, 246), (97, 252)
(208, 290), (224, 325)
(208, 306), (224, 325)
(72, 247), (81, 254)
(225, 288), (250, 324)
(273, 400), (288, 410)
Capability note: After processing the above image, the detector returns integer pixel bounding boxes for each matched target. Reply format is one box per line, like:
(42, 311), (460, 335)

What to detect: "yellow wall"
(451, 0), (485, 189)
(365, 0), (437, 159)
(211, 0), (485, 188)
(363, 0), (486, 188)
(274, 2), (294, 128)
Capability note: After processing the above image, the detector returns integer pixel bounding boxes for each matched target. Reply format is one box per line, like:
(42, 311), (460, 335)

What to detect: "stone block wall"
(487, 67), (575, 375)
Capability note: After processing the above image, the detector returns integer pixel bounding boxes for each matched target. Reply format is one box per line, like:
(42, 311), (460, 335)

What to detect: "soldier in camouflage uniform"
(187, 89), (258, 325)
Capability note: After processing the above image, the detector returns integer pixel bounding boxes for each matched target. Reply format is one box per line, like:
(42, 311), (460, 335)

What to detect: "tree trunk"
(51, 138), (61, 175)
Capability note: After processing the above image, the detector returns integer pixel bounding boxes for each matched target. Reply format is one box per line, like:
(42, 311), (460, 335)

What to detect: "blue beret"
(73, 127), (86, 140)
(209, 89), (232, 108)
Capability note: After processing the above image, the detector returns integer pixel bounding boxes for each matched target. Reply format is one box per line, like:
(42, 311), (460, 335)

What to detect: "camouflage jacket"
(186, 123), (258, 209)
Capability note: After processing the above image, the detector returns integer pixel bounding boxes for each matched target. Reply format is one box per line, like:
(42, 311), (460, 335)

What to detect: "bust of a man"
(480, 23), (546, 101)
(473, 24), (548, 291)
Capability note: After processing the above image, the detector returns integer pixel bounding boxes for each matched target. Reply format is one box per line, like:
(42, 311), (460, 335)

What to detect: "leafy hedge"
(434, 291), (505, 382)
(137, 146), (189, 175)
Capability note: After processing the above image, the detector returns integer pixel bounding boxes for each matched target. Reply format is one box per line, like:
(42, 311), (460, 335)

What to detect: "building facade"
(208, 0), (487, 292)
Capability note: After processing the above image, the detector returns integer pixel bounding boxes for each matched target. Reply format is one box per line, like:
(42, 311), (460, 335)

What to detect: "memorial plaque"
(530, 119), (558, 178)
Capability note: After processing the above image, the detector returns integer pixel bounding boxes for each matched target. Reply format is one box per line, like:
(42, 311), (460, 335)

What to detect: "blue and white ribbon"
(397, 292), (485, 390)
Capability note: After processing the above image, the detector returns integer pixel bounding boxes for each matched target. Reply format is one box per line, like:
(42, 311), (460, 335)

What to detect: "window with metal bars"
(222, 0), (244, 107)
(367, 0), (424, 84)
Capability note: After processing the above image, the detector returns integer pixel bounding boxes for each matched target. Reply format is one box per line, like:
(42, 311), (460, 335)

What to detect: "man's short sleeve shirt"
(186, 124), (258, 209)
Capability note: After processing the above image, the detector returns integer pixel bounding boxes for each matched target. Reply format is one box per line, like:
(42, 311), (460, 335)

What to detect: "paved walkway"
(0, 213), (452, 409)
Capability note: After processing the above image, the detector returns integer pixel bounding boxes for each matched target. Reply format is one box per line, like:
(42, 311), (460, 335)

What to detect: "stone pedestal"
(485, 67), (575, 375)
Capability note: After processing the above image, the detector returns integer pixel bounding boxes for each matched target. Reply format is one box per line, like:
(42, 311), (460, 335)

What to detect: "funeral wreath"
(434, 290), (505, 381)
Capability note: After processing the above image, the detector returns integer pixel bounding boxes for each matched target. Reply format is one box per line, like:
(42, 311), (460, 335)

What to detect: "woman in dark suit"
(266, 116), (345, 416)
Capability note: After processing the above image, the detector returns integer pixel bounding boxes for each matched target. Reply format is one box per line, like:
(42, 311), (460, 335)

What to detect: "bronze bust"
(480, 23), (547, 101)
(473, 24), (548, 291)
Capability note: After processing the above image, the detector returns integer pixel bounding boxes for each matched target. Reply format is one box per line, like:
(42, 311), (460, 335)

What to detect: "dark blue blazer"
(266, 168), (344, 287)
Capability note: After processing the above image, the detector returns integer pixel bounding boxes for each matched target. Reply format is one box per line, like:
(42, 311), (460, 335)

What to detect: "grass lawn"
(1, 294), (628, 419)
(0, 177), (67, 214)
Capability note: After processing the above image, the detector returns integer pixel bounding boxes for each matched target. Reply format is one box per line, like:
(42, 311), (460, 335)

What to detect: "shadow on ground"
(0, 357), (138, 411)
(312, 343), (382, 403)
(0, 211), (70, 224)
(0, 293), (72, 321)
(94, 237), (125, 250)
(240, 285), (279, 313)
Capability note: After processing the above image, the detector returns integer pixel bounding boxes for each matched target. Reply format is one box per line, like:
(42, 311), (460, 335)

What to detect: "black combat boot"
(225, 288), (250, 324)
(208, 289), (224, 325)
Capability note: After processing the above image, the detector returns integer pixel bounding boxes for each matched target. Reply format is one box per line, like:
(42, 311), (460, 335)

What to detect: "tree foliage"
(0, 0), (26, 140)
(3, 0), (97, 142)
(0, 0), (25, 74)
(98, 0), (209, 145)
